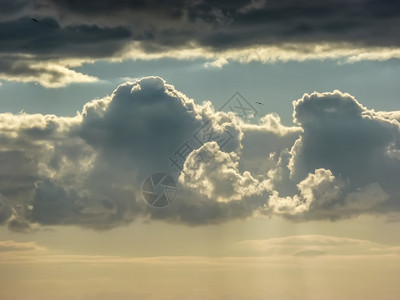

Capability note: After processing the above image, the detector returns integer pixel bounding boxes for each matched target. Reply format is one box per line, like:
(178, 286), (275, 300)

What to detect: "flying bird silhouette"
(31, 18), (39, 23)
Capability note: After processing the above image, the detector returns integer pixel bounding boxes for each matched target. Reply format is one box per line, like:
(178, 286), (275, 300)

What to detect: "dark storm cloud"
(0, 77), (399, 231)
(0, 17), (132, 57)
(0, 0), (30, 18)
(49, 0), (183, 16)
(1, 0), (400, 85)
(0, 14), (130, 86)
(43, 0), (400, 48)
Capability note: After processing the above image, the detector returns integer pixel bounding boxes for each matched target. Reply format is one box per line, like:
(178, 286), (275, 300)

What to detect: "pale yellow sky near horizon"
(1, 215), (400, 299)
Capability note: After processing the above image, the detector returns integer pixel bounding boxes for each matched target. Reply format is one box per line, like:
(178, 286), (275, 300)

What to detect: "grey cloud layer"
(0, 77), (399, 231)
(1, 0), (400, 86)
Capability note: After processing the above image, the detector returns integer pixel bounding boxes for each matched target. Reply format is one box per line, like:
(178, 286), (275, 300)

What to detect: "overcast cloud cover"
(1, 0), (400, 87)
(0, 76), (399, 232)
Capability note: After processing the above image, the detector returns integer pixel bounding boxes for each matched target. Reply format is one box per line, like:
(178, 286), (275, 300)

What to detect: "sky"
(1, 0), (400, 299)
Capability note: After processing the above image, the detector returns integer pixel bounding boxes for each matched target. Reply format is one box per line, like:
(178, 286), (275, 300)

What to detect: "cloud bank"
(0, 77), (399, 231)
(1, 0), (400, 86)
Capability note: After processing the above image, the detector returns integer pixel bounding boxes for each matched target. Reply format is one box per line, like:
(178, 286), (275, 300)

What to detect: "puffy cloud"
(237, 114), (301, 176)
(268, 168), (345, 217)
(0, 76), (269, 230)
(290, 90), (400, 190)
(262, 90), (400, 221)
(79, 76), (204, 172)
(0, 77), (399, 231)
(267, 169), (389, 220)
(180, 141), (270, 202)
(26, 76), (214, 229)
(2, 0), (400, 86)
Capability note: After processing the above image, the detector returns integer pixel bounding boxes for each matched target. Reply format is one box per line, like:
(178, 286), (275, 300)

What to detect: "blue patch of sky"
(0, 59), (399, 125)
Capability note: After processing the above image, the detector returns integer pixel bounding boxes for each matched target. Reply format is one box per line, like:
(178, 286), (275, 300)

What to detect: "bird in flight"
(31, 18), (39, 23)
(255, 101), (263, 105)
